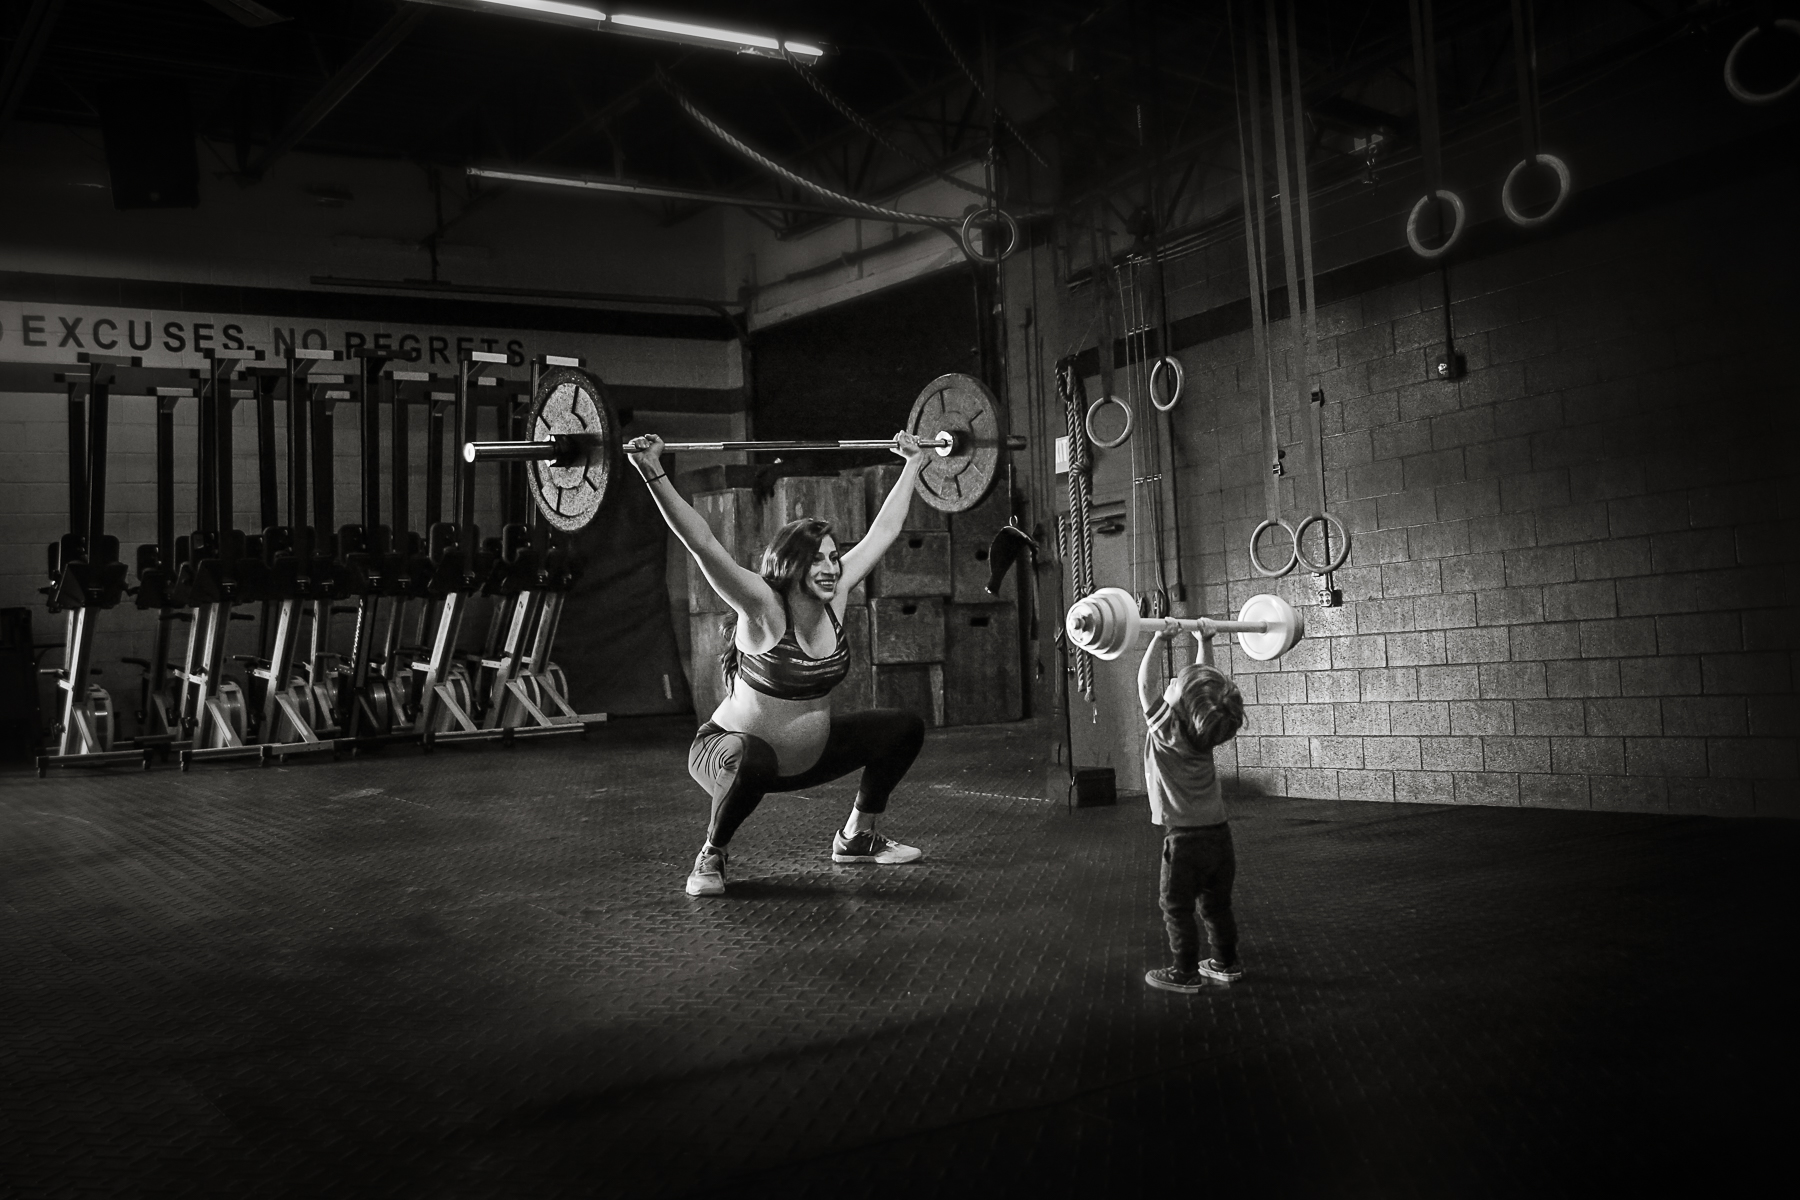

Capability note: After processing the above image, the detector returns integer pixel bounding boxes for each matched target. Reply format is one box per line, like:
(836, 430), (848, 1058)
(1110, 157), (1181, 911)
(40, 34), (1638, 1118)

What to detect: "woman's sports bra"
(736, 605), (849, 701)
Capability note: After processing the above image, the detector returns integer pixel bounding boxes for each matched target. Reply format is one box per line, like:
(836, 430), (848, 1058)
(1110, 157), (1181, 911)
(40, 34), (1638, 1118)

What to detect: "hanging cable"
(917, 0), (1051, 168)
(660, 73), (960, 231)
(1502, 0), (1572, 227)
(1230, 1), (1296, 579)
(1404, 0), (1467, 258)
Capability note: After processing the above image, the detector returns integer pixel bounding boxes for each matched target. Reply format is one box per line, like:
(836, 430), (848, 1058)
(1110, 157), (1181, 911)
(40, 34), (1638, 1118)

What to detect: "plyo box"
(869, 597), (945, 664)
(942, 602), (1022, 726)
(867, 532), (952, 598)
(834, 603), (874, 714)
(688, 488), (761, 614)
(688, 611), (731, 717)
(872, 663), (945, 727)
(856, 462), (948, 532)
(766, 473), (867, 544)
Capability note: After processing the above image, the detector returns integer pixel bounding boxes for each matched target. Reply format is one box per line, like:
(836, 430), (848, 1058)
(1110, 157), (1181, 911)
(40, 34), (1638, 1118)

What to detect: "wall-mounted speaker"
(98, 79), (200, 209)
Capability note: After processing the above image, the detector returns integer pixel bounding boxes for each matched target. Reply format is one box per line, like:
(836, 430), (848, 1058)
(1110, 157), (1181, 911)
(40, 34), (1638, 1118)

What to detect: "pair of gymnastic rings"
(1250, 512), (1351, 579)
(1082, 356), (1184, 449)
(1404, 150), (1572, 260)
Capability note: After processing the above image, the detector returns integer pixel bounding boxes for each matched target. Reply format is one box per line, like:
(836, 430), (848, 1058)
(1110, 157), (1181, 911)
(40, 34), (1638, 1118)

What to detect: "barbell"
(1065, 587), (1305, 662)
(462, 369), (1024, 531)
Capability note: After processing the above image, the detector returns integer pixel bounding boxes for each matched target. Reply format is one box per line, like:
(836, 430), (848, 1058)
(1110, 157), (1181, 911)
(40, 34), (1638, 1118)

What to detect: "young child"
(1137, 626), (1248, 993)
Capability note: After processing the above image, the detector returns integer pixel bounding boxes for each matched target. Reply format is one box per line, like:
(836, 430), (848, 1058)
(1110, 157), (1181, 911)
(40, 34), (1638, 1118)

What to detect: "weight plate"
(529, 366), (617, 533)
(907, 373), (1003, 513)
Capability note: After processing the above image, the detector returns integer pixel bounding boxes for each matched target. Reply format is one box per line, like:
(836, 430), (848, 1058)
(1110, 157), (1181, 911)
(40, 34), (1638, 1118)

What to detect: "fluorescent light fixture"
(406, 0), (825, 59)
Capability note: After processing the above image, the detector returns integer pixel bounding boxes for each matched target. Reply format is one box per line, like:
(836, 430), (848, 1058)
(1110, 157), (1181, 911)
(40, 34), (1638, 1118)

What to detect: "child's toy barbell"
(1064, 588), (1305, 662)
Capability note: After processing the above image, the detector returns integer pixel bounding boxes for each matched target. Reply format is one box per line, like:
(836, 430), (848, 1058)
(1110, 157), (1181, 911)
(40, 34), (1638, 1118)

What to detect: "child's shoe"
(1196, 958), (1243, 983)
(1144, 966), (1203, 993)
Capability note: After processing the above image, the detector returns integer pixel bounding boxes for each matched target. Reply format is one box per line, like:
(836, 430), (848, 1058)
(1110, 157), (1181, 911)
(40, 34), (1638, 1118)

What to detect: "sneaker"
(1144, 966), (1203, 993)
(685, 845), (726, 896)
(1196, 958), (1243, 983)
(831, 829), (923, 864)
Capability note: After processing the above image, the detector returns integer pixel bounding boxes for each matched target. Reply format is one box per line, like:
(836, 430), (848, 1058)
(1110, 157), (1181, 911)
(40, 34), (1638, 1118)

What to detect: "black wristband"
(642, 471), (666, 484)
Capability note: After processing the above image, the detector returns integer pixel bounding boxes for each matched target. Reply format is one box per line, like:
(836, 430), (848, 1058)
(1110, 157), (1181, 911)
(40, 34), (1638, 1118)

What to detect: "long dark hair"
(719, 518), (834, 688)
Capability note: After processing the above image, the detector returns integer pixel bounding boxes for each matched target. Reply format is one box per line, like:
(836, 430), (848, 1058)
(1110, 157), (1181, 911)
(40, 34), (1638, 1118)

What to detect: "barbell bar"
(463, 431), (1027, 464)
(1065, 587), (1306, 662)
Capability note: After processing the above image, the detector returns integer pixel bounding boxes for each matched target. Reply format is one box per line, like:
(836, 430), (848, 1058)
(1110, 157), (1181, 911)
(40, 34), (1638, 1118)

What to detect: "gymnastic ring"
(1249, 518), (1298, 578)
(1405, 189), (1467, 259)
(960, 206), (1020, 264)
(1501, 153), (1572, 228)
(1148, 355), (1184, 412)
(1292, 511), (1352, 575)
(1084, 394), (1133, 449)
(1724, 19), (1800, 105)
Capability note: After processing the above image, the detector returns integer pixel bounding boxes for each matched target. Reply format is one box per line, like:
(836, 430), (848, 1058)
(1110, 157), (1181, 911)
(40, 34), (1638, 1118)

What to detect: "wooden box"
(857, 462), (948, 532)
(949, 485), (1014, 603)
(767, 473), (867, 544)
(688, 611), (732, 717)
(869, 597), (945, 664)
(872, 662), (944, 727)
(943, 602), (1022, 726)
(687, 488), (761, 614)
(867, 531), (952, 598)
(833, 602), (874, 715)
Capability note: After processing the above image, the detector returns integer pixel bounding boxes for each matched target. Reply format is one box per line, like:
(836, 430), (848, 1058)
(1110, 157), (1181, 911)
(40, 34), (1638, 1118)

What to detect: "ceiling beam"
(244, 4), (428, 179)
(0, 0), (65, 138)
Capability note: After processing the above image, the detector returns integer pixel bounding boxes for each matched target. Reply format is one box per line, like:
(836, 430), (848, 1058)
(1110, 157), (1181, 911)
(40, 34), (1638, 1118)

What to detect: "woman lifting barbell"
(628, 431), (931, 897)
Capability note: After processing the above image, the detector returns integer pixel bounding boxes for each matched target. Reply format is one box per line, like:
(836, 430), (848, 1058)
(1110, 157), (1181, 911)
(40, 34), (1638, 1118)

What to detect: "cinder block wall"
(1164, 178), (1796, 818)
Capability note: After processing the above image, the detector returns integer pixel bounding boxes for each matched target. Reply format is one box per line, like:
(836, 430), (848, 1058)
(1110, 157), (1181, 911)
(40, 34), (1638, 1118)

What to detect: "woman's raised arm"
(838, 432), (928, 593)
(628, 435), (778, 622)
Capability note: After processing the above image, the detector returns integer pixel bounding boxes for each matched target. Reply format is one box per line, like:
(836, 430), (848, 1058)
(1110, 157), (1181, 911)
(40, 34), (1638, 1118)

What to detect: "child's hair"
(1172, 664), (1246, 750)
(719, 518), (834, 687)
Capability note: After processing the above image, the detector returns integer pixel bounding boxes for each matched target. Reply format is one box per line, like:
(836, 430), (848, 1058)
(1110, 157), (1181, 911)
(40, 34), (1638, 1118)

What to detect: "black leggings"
(687, 709), (926, 846)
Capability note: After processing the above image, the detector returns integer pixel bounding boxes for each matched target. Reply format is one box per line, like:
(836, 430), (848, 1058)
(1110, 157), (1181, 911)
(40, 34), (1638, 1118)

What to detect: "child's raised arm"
(1137, 629), (1170, 713)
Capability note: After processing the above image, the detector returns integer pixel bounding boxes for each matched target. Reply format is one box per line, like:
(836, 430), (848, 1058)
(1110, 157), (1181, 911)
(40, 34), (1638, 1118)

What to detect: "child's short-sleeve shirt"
(1143, 698), (1228, 827)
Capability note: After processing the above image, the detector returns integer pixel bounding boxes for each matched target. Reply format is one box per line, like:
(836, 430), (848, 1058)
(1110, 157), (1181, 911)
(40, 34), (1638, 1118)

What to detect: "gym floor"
(2, 719), (1789, 1198)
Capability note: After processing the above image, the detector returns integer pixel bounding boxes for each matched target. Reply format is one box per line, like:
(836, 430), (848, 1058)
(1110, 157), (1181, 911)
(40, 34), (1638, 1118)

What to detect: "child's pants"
(1160, 821), (1237, 971)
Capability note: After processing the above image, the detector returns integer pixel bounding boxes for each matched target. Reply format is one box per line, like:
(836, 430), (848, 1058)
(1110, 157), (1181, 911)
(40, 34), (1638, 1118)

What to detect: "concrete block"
(1407, 522), (1470, 562)
(1394, 769), (1455, 804)
(1660, 696), (1747, 737)
(1253, 671), (1307, 705)
(1503, 546), (1575, 587)
(1350, 527), (1409, 566)
(1309, 735), (1363, 769)
(1362, 736), (1423, 771)
(1706, 737), (1797, 779)
(1753, 780), (1800, 818)
(1749, 694), (1798, 737)
(1332, 700), (1391, 735)
(1330, 635), (1387, 670)
(1429, 405), (1496, 451)
(1445, 626), (1510, 664)
(1389, 701), (1450, 735)
(1625, 736), (1707, 777)
(1701, 651), (1791, 695)
(1417, 664), (1480, 700)
(1479, 662), (1547, 699)
(1482, 736), (1550, 772)
(1373, 418), (1433, 462)
(1283, 703), (1335, 735)
(1666, 778), (1755, 817)
(1450, 699), (1514, 735)
(1285, 768), (1340, 799)
(1435, 479), (1502, 522)
(1577, 617), (1656, 658)
(867, 532), (952, 598)
(1553, 736), (1624, 775)
(1376, 488), (1438, 530)
(1262, 735), (1311, 768)
(1338, 389), (1398, 433)
(1412, 593), (1476, 629)
(1454, 770), (1520, 806)
(1650, 529), (1737, 574)
(1615, 572), (1700, 618)
(1386, 631), (1447, 667)
(1543, 581), (1617, 622)
(1359, 667), (1419, 702)
(1584, 698), (1662, 737)
(1380, 559), (1442, 598)
(1619, 655), (1701, 697)
(1520, 774), (1591, 809)
(1500, 468), (1571, 513)
(1513, 698), (1585, 734)
(1402, 448), (1465, 491)
(1421, 735), (1483, 771)
(1475, 586), (1544, 626)
(1308, 672), (1360, 704)
(1607, 492), (1688, 538)
(1338, 769), (1396, 802)
(1591, 774), (1667, 812)
(1464, 436), (1533, 481)
(1346, 459), (1404, 500)
(1656, 612), (1743, 655)
(1574, 537), (1651, 580)
(1355, 597), (1415, 634)
(1510, 621), (1580, 660)
(1534, 503), (1610, 546)
(1441, 552), (1505, 593)
(1692, 566), (1783, 612)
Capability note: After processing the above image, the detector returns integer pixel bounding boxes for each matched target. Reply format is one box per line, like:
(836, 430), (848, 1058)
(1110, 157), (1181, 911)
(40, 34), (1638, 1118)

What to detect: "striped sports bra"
(736, 604), (849, 701)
